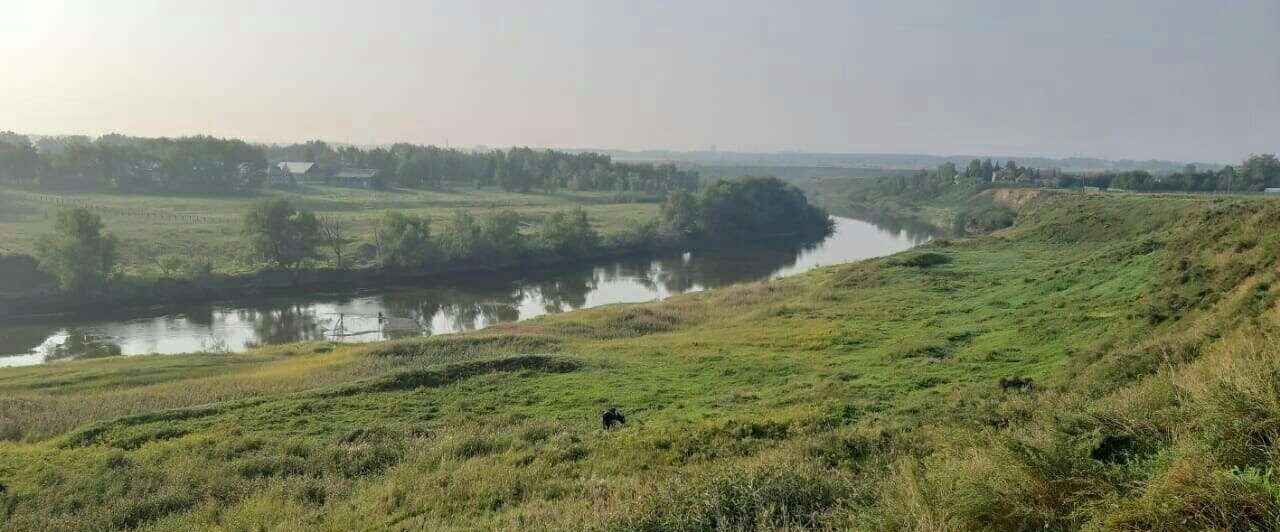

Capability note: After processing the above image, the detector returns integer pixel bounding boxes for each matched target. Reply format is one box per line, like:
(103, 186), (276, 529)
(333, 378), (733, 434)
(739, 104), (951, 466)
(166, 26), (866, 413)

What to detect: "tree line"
(0, 132), (700, 195)
(23, 176), (830, 296)
(857, 153), (1279, 200)
(870, 159), (1058, 200)
(262, 141), (699, 193)
(0, 132), (265, 194)
(1056, 155), (1280, 192)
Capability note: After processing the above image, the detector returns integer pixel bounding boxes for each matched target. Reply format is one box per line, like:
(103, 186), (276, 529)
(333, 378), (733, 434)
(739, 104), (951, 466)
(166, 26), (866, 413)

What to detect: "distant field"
(0, 185), (660, 275)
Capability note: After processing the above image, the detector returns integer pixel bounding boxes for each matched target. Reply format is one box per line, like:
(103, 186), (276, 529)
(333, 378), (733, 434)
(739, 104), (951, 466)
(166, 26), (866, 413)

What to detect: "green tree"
(1239, 154), (1280, 190)
(536, 208), (599, 257)
(241, 199), (320, 279)
(938, 162), (958, 184)
(377, 210), (432, 268)
(1109, 170), (1154, 190)
(436, 210), (482, 262)
(1218, 165), (1237, 191)
(658, 190), (701, 241)
(965, 159), (984, 179)
(697, 177), (832, 240)
(0, 132), (43, 184)
(479, 210), (525, 260)
(34, 208), (119, 294)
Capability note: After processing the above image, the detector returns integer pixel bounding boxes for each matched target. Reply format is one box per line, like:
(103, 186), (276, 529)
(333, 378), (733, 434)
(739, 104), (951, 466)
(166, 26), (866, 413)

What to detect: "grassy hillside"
(4, 192), (1280, 530)
(0, 185), (659, 275)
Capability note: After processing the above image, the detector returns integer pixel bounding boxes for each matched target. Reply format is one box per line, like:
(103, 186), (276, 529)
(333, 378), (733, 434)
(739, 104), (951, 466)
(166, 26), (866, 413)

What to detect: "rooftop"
(277, 161), (315, 174)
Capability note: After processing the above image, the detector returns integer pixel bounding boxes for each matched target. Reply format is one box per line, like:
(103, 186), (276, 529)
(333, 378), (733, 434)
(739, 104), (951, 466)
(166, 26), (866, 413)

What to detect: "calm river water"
(0, 216), (936, 367)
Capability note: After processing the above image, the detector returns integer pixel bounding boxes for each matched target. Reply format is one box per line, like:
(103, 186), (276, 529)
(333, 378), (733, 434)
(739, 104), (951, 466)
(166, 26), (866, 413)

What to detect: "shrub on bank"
(954, 205), (1016, 234)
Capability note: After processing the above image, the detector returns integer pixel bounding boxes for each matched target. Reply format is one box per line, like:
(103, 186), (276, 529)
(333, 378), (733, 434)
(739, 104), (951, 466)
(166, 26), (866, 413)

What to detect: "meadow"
(3, 191), (1280, 530)
(0, 184), (660, 276)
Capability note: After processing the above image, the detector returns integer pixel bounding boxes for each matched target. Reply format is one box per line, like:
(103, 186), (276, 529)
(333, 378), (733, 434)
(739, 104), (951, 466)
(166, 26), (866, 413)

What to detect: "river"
(0, 216), (936, 367)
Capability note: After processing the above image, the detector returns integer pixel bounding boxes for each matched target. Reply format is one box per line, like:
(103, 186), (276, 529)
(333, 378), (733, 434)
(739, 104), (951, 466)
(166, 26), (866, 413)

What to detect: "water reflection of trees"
(373, 265), (600, 334)
(599, 255), (689, 294)
(526, 271), (596, 313)
(654, 237), (823, 291)
(238, 231), (842, 342)
(437, 299), (522, 332)
(42, 329), (123, 362)
(380, 292), (442, 330)
(846, 207), (946, 243)
(574, 239), (825, 299)
(380, 283), (526, 333)
(177, 304), (216, 327)
(238, 304), (325, 346)
(598, 258), (650, 288)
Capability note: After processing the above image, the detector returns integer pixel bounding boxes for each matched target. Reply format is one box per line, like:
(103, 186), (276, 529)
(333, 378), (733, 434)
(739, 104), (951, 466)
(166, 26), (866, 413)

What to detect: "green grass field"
(0, 185), (660, 275)
(4, 192), (1280, 530)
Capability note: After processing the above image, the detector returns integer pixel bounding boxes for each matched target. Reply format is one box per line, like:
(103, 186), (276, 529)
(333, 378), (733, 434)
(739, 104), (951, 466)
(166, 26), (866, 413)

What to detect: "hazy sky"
(2, 0), (1276, 162)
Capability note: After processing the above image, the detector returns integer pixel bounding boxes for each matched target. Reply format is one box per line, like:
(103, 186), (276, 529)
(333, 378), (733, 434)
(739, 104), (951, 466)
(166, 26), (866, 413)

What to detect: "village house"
(332, 168), (380, 188)
(268, 161), (320, 186)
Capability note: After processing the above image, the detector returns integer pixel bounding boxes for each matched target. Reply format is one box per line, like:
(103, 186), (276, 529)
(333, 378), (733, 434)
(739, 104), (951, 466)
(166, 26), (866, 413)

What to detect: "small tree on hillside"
(35, 208), (118, 295)
(242, 199), (319, 281)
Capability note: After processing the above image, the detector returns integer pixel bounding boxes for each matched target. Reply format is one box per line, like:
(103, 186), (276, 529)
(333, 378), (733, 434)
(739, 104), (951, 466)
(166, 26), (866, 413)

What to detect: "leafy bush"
(954, 205), (1016, 234)
(535, 207), (600, 257)
(155, 254), (214, 280)
(376, 210), (432, 268)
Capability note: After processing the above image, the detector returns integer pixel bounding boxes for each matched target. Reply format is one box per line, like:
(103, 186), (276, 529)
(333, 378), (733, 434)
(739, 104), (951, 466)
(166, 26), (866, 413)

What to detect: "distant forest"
(0, 133), (700, 196)
(866, 154), (1280, 198)
(592, 148), (1225, 174)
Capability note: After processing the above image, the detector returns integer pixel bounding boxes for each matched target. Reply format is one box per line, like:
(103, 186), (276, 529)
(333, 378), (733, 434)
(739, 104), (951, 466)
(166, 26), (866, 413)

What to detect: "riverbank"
(0, 216), (899, 365)
(0, 243), (669, 320)
(0, 178), (835, 320)
(0, 183), (667, 314)
(0, 223), (845, 321)
(5, 192), (1280, 529)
